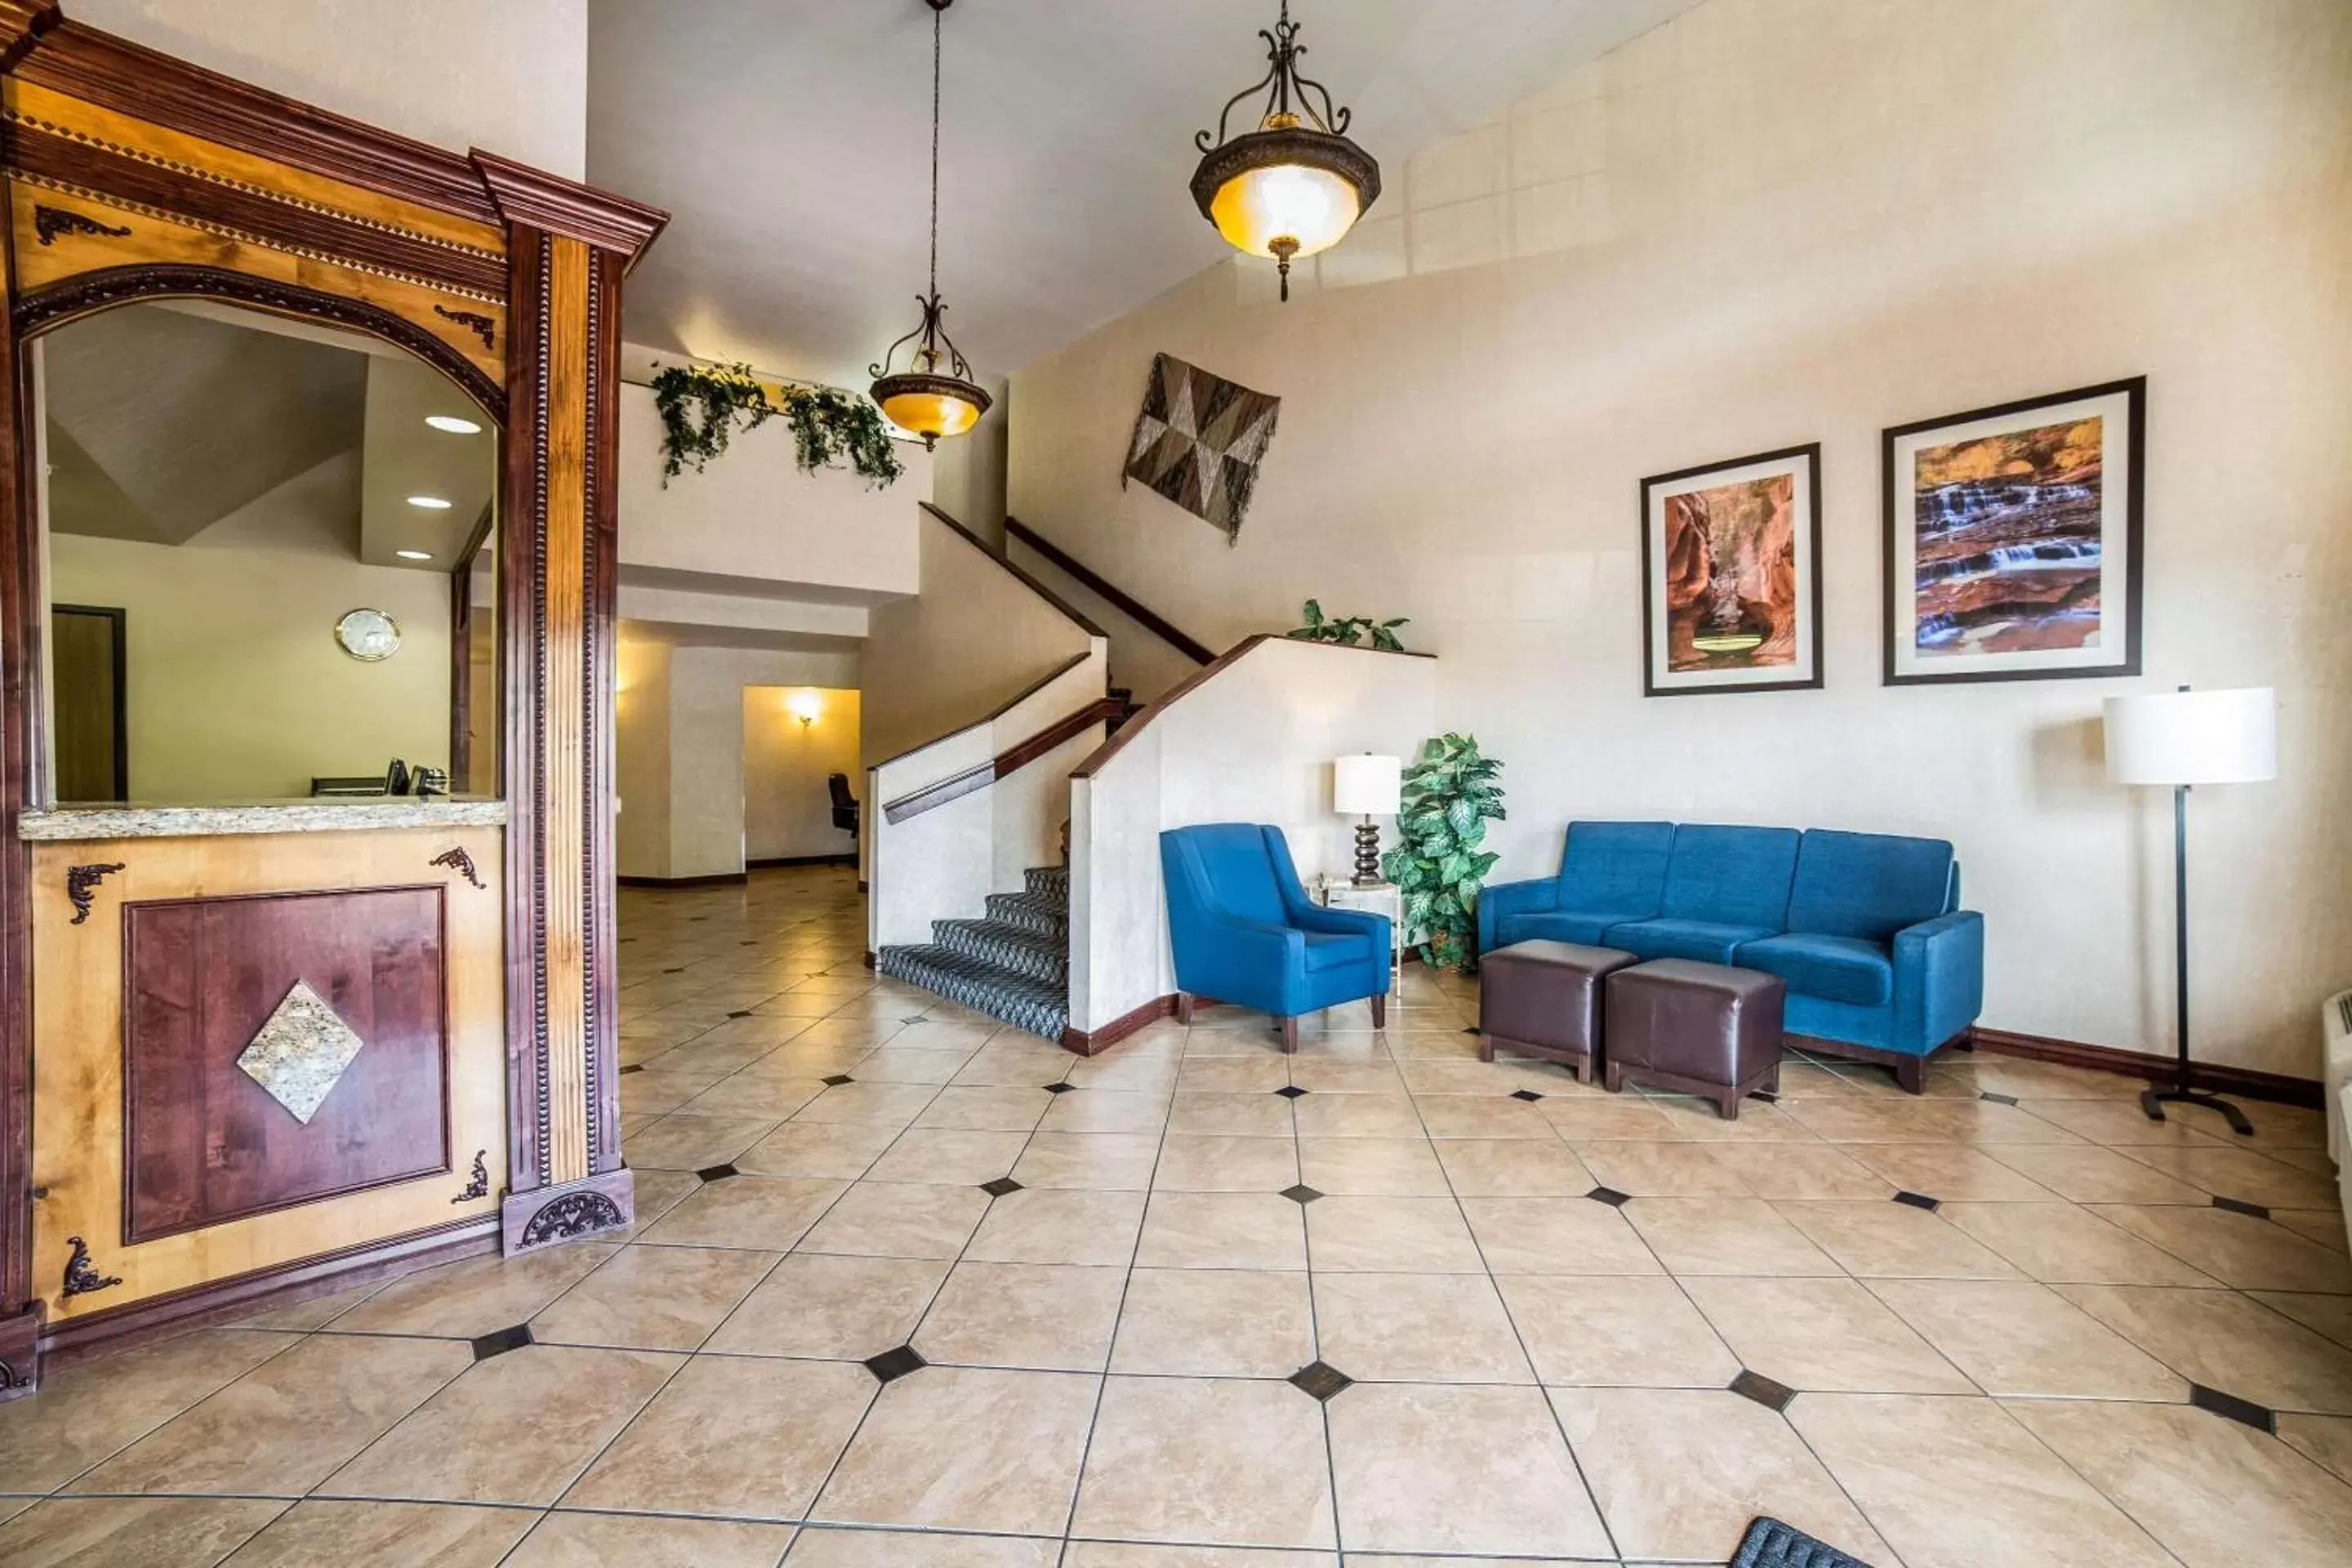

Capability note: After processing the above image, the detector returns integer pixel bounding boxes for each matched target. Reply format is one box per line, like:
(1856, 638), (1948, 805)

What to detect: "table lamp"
(2103, 684), (2277, 1134)
(1333, 753), (1402, 886)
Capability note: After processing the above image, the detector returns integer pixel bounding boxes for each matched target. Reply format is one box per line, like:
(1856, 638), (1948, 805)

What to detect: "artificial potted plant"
(1381, 733), (1504, 973)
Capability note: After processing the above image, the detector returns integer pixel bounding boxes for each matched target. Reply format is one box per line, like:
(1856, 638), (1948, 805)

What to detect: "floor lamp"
(2103, 685), (2277, 1135)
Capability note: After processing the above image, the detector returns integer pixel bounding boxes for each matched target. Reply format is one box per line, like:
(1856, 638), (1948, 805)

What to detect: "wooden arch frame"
(0, 3), (666, 1395)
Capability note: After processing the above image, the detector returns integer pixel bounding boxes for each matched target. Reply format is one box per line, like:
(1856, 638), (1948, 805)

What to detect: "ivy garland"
(650, 361), (903, 489)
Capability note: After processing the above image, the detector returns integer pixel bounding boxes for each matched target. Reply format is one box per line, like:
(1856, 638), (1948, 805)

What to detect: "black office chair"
(827, 773), (859, 837)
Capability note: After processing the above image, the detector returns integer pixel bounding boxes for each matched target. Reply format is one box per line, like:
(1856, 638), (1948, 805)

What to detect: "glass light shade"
(877, 385), (983, 441)
(787, 690), (822, 726)
(1334, 753), (1402, 816)
(1209, 159), (1361, 260)
(2104, 687), (2278, 786)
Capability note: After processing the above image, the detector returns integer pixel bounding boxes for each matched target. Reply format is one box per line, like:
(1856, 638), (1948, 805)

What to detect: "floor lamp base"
(2140, 1082), (2254, 1137)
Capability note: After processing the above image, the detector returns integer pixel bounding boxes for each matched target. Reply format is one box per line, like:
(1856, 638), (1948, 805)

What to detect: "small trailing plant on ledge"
(1285, 599), (1409, 651)
(651, 361), (903, 488)
(1382, 733), (1505, 974)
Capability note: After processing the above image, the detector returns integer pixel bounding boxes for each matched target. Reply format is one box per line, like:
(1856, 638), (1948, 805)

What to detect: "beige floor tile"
(1555, 1387), (1887, 1561)
(2115, 1144), (2345, 1210)
(1073, 1376), (1337, 1549)
(331, 1244), (619, 1337)
(1013, 1132), (1162, 1190)
(1939, 1200), (2217, 1286)
(2011, 1396), (2352, 1568)
(1963, 1057), (2146, 1100)
(1842, 1143), (2057, 1200)
(1164, 1096), (1294, 1139)
(1307, 1196), (1485, 1272)
(1311, 1272), (1534, 1383)
(1681, 1275), (1973, 1394)
(2254, 1290), (2352, 1348)
(704, 1252), (949, 1358)
(1411, 1096), (1557, 1140)
(1497, 1274), (1737, 1387)
(0, 1497), (286, 1568)
(800, 1181), (992, 1258)
(1154, 1134), (1300, 1192)
(1289, 1058), (1409, 1095)
(1299, 1136), (1453, 1196)
(2274, 1209), (2350, 1252)
(67, 1334), (470, 1496)
(1699, 1142), (1895, 1199)
(510, 1511), (797, 1568)
(529, 1243), (778, 1350)
(2059, 1285), (2352, 1414)
(965, 1187), (1147, 1267)
(1111, 1268), (1316, 1377)
(636, 1174), (849, 1250)
(2279, 1414), (2352, 1486)
(915, 1261), (1129, 1370)
(323, 1344), (678, 1505)
(1326, 1383), (1613, 1557)
(866, 1129), (1031, 1186)
(1459, 1196), (1663, 1275)
(1621, 1198), (1844, 1276)
(1573, 1141), (1755, 1197)
(2089, 1203), (2352, 1294)
(1137, 1192), (1308, 1270)
(1537, 1099), (1678, 1140)
(735, 1119), (902, 1178)
(1067, 1053), (1182, 1094)
(2014, 1097), (2238, 1145)
(1775, 1199), (2025, 1280)
(813, 1365), (1098, 1535)
(563, 1355), (874, 1519)
(626, 1112), (785, 1169)
(858, 1047), (984, 1085)
(1043, 1091), (1174, 1135)
(1789, 1392), (2176, 1568)
(917, 1085), (1055, 1132)
(617, 1167), (706, 1239)
(792, 1080), (940, 1128)
(620, 1068), (716, 1116)
(1063, 1546), (1337, 1568)
(1178, 1055), (1292, 1094)
(787, 1527), (1058, 1566)
(1980, 1143), (2211, 1204)
(680, 1073), (830, 1120)
(1869, 1277), (2186, 1399)
(953, 1049), (1077, 1089)
(1288, 1094), (1422, 1138)
(1427, 1138), (1592, 1196)
(0, 1328), (296, 1493)
(224, 1499), (537, 1567)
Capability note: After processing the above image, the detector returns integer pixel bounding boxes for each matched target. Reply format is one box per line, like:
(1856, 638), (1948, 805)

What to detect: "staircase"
(876, 865), (1071, 1040)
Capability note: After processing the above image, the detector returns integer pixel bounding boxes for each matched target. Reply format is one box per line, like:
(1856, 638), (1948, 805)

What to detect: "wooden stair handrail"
(921, 502), (1106, 639)
(883, 697), (1129, 824)
(868, 651), (1096, 773)
(1004, 515), (1217, 666)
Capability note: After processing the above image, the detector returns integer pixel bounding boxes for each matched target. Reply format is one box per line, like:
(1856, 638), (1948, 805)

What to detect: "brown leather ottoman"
(1603, 959), (1784, 1119)
(1477, 940), (1638, 1084)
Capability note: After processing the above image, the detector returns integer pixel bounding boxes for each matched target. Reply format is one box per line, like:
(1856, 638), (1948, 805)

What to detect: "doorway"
(51, 603), (127, 802)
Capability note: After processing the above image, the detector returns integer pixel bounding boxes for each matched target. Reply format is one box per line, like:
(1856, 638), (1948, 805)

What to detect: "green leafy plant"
(1285, 598), (1409, 652)
(1381, 733), (1505, 973)
(651, 361), (902, 488)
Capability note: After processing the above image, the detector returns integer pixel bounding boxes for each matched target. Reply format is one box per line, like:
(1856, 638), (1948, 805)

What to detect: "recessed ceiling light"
(406, 495), (454, 510)
(396, 549), (434, 560)
(425, 415), (482, 434)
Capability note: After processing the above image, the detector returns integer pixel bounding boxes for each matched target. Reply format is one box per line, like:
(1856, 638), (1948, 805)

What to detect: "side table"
(1312, 877), (1403, 984)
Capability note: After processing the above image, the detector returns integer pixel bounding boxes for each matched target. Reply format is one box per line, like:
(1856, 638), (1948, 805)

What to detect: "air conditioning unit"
(2323, 990), (2352, 1250)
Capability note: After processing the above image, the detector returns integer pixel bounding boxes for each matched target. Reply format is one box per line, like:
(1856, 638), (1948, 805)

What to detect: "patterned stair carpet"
(876, 864), (1071, 1041)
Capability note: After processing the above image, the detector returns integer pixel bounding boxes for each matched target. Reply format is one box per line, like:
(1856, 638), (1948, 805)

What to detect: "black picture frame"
(1639, 442), (1824, 697)
(1882, 376), (2145, 687)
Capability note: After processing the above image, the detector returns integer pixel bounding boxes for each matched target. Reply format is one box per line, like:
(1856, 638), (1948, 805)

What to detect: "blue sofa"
(1161, 824), (1392, 1050)
(1478, 821), (1981, 1090)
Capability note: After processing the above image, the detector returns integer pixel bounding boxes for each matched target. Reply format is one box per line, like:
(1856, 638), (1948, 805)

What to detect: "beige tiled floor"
(5, 863), (2350, 1566)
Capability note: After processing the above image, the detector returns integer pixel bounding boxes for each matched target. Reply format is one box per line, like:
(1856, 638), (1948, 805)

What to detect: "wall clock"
(335, 608), (402, 662)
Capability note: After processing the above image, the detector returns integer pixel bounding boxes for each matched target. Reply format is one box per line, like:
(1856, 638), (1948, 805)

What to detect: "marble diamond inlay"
(234, 980), (364, 1124)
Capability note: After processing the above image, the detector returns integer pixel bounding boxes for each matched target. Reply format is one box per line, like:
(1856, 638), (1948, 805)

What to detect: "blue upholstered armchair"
(1160, 824), (1392, 1050)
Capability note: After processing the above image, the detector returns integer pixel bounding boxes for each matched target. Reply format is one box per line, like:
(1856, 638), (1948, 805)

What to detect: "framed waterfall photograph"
(1640, 443), (1823, 697)
(1882, 377), (2145, 685)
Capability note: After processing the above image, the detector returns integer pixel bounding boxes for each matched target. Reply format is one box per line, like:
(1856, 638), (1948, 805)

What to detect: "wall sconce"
(787, 690), (822, 730)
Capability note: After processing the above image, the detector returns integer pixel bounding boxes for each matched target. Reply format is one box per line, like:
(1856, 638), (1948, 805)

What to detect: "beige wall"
(861, 506), (1103, 766)
(931, 381), (1010, 546)
(745, 686), (861, 863)
(615, 635), (673, 876)
(1010, 0), (2352, 1077)
(50, 533), (452, 802)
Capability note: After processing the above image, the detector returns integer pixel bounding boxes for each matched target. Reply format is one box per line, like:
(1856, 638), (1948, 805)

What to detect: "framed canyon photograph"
(1882, 377), (2145, 685)
(1641, 443), (1823, 697)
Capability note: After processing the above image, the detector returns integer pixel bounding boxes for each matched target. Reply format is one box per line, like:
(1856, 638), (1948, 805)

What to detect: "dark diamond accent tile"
(1461, 1026), (1481, 1036)
(1045, 1081), (1077, 1094)
(822, 1074), (855, 1087)
(728, 1009), (756, 1019)
(1730, 1369), (1795, 1413)
(1752, 1089), (1779, 1103)
(1274, 1085), (1309, 1099)
(980, 1177), (1024, 1197)
(741, 940), (759, 946)
(2213, 1195), (2271, 1219)
(1892, 1191), (1941, 1212)
(902, 1016), (928, 1024)
(2190, 1383), (2276, 1433)
(1280, 1184), (1324, 1205)
(471, 1323), (533, 1361)
(689, 916), (707, 923)
(1288, 1360), (1353, 1401)
(864, 1344), (928, 1385)
(618, 1063), (644, 1076)
(1586, 1186), (1632, 1207)
(1510, 1089), (1544, 1102)
(696, 1164), (740, 1183)
(1980, 1090), (2020, 1105)
(663, 967), (687, 975)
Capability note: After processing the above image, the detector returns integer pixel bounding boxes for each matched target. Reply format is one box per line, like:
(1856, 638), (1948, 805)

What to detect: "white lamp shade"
(1333, 754), (1402, 816)
(2104, 687), (2277, 786)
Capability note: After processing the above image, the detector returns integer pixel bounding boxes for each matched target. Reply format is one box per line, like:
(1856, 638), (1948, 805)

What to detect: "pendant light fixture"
(870, 0), (989, 448)
(1190, 0), (1381, 301)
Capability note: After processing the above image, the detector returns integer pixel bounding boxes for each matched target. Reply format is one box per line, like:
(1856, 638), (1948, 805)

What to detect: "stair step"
(985, 890), (1068, 939)
(875, 944), (1069, 1042)
(1025, 864), (1069, 903)
(934, 919), (1067, 985)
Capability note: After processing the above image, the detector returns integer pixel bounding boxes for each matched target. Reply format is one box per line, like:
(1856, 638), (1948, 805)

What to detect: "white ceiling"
(589, 0), (1695, 388)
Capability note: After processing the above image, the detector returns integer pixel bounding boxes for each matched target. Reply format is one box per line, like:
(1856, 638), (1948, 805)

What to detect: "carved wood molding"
(29, 202), (123, 245)
(59, 1235), (117, 1297)
(451, 1150), (489, 1203)
(432, 304), (495, 351)
(430, 847), (485, 889)
(63, 861), (120, 924)
(474, 149), (668, 266)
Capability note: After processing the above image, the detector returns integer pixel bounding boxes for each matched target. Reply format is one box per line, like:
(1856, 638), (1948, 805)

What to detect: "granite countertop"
(18, 797), (510, 842)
